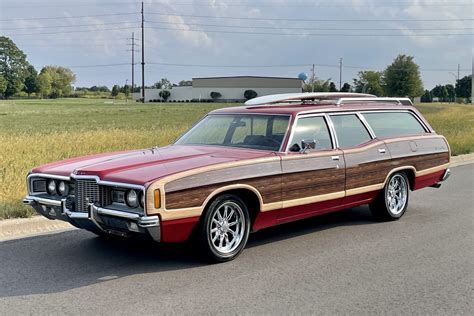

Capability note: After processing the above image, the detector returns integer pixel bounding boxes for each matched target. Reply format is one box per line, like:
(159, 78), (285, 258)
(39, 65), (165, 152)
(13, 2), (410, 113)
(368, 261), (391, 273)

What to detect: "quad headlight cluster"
(46, 179), (70, 197)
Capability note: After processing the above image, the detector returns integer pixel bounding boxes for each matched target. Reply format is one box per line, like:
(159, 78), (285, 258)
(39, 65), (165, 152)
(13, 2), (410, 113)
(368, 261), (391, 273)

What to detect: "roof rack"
(244, 92), (413, 107)
(244, 92), (375, 106)
(336, 97), (413, 106)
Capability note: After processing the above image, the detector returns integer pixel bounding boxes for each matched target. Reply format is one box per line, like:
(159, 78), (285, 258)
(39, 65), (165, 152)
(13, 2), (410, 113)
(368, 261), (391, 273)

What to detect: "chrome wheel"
(385, 174), (408, 215)
(209, 201), (245, 254)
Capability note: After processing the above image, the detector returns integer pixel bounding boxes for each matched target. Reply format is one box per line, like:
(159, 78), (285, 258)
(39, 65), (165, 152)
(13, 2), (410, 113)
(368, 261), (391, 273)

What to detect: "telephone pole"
(141, 1), (145, 103)
(457, 63), (460, 81)
(339, 58), (343, 91)
(311, 64), (315, 93)
(127, 32), (139, 99)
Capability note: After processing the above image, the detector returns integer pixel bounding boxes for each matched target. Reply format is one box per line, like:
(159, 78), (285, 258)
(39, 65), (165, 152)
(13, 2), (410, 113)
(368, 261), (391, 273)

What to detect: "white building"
(134, 76), (303, 102)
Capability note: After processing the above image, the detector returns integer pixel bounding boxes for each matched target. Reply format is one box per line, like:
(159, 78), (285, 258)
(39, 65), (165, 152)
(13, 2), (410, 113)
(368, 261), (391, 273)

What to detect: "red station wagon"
(24, 93), (451, 262)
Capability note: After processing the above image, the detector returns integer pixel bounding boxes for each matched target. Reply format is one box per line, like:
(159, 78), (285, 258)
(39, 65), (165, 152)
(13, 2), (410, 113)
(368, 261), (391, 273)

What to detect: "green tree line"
(0, 36), (76, 99)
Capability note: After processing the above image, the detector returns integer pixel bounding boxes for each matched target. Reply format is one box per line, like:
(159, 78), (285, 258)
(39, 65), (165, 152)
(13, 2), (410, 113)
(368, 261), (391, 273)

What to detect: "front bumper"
(23, 196), (160, 242)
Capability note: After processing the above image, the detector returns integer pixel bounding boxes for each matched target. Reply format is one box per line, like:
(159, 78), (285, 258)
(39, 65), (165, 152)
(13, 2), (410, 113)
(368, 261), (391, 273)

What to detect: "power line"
(147, 12), (473, 22)
(147, 62), (470, 72)
(0, 12), (137, 22)
(5, 27), (139, 36)
(2, 1), (472, 8)
(146, 20), (473, 32)
(2, 21), (140, 31)
(145, 26), (473, 37)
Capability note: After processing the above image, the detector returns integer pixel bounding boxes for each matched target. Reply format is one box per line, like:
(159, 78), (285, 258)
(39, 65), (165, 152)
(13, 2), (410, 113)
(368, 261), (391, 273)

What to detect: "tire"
(369, 172), (410, 221)
(197, 194), (250, 262)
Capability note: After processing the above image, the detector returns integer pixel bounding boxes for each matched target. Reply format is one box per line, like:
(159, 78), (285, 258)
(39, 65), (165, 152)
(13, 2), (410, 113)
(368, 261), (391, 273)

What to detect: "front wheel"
(370, 172), (410, 221)
(197, 194), (250, 262)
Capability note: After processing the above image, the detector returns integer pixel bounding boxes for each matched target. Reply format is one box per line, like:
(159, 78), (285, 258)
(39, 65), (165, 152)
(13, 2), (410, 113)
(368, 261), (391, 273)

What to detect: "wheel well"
(206, 188), (261, 225)
(399, 169), (415, 190)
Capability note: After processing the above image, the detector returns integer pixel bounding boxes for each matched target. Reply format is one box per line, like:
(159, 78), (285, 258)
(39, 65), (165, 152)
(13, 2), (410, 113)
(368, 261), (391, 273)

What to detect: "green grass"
(415, 103), (474, 156)
(0, 99), (472, 219)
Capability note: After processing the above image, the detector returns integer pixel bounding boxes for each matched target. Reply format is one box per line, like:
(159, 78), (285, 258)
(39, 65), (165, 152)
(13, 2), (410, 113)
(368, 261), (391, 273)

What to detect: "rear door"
(278, 114), (345, 221)
(329, 113), (392, 205)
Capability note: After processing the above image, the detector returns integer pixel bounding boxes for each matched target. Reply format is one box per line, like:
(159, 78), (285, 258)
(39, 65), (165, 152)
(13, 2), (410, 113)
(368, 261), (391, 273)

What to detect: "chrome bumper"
(23, 196), (160, 242)
(441, 168), (450, 182)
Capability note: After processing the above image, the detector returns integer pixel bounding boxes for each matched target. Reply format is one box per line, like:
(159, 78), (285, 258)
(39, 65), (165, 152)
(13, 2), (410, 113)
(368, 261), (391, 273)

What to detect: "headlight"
(58, 181), (69, 196)
(47, 179), (56, 195)
(125, 189), (139, 208)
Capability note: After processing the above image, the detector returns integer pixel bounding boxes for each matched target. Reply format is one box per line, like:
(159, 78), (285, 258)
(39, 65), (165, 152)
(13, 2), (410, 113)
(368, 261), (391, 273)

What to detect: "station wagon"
(24, 93), (451, 261)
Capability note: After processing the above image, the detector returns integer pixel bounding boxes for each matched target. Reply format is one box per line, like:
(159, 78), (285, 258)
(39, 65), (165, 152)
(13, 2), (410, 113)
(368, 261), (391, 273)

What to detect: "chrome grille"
(75, 180), (100, 212)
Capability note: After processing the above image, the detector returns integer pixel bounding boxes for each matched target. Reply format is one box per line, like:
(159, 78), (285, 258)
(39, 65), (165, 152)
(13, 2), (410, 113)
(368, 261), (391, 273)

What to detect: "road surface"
(0, 164), (472, 314)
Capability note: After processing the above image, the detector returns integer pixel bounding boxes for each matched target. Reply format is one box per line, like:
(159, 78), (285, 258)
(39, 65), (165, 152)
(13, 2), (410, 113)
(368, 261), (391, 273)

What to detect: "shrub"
(244, 89), (257, 100)
(159, 90), (171, 101)
(210, 91), (222, 100)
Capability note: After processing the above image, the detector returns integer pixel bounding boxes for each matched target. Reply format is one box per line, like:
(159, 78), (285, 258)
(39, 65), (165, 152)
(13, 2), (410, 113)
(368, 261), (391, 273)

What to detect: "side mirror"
(301, 139), (316, 153)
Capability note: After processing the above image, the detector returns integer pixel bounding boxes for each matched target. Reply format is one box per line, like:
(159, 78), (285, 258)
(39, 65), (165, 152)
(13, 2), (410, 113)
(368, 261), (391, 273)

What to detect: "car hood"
(31, 145), (276, 186)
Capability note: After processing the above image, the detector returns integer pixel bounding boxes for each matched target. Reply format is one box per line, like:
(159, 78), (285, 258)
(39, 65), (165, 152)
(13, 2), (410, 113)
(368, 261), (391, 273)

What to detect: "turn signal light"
(154, 189), (161, 209)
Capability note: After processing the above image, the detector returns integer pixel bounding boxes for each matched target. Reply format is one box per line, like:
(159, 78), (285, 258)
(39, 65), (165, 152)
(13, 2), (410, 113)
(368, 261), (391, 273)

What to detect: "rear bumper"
(441, 168), (451, 182)
(23, 196), (161, 242)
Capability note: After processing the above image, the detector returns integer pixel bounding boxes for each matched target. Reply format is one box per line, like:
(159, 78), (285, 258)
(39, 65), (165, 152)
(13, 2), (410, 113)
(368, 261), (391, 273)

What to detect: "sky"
(0, 0), (472, 90)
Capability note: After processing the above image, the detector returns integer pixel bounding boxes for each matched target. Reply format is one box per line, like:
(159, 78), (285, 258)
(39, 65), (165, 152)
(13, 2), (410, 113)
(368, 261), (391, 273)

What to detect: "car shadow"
(0, 205), (377, 298)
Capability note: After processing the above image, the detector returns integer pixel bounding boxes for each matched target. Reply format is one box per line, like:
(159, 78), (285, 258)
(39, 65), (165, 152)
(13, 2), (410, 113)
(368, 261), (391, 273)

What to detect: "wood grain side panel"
(345, 151), (449, 190)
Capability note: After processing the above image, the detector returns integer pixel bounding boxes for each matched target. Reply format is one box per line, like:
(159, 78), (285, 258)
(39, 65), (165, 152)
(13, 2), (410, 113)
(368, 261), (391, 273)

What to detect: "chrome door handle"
(378, 148), (386, 154)
(331, 155), (340, 161)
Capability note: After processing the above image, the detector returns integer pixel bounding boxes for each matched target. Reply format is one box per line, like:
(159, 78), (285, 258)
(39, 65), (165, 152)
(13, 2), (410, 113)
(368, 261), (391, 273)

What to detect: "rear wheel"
(370, 172), (409, 221)
(197, 194), (250, 262)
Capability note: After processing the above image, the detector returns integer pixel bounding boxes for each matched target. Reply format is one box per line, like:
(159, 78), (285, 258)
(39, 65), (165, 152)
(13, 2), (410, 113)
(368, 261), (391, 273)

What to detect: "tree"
(353, 71), (385, 96)
(159, 90), (171, 101)
(340, 82), (351, 92)
(244, 89), (257, 100)
(304, 78), (332, 92)
(455, 75), (472, 98)
(23, 64), (38, 96)
(431, 85), (448, 102)
(178, 80), (192, 86)
(445, 84), (455, 102)
(36, 71), (52, 98)
(384, 54), (423, 97)
(420, 90), (432, 103)
(123, 84), (130, 98)
(0, 36), (29, 98)
(38, 66), (76, 98)
(0, 75), (7, 97)
(111, 84), (119, 97)
(329, 82), (338, 92)
(210, 91), (222, 100)
(152, 78), (172, 89)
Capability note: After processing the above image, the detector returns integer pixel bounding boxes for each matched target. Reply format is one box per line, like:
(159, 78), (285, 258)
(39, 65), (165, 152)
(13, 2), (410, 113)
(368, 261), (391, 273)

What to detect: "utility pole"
(457, 63), (460, 81)
(311, 64), (315, 93)
(339, 58), (343, 91)
(127, 32), (138, 101)
(141, 1), (145, 103)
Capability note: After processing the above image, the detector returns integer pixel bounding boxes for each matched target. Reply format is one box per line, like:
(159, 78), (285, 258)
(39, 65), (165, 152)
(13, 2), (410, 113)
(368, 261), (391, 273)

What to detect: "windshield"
(176, 114), (290, 151)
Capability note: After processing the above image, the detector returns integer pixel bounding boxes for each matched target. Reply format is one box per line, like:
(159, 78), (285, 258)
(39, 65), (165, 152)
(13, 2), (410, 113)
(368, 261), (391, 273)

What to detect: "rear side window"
(363, 112), (427, 138)
(330, 114), (372, 148)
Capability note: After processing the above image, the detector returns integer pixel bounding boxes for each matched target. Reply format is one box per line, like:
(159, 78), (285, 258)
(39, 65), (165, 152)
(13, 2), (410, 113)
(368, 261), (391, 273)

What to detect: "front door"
(278, 115), (346, 222)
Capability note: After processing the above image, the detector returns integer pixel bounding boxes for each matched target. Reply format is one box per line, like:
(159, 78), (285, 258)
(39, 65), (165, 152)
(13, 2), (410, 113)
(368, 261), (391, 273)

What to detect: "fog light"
(128, 222), (139, 232)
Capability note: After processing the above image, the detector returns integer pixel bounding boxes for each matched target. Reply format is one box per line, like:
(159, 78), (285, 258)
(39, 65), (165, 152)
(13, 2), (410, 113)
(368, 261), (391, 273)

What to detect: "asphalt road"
(0, 165), (472, 315)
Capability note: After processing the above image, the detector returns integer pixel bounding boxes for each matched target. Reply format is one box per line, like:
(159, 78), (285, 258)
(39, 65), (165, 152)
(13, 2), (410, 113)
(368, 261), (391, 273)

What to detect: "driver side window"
(289, 116), (333, 152)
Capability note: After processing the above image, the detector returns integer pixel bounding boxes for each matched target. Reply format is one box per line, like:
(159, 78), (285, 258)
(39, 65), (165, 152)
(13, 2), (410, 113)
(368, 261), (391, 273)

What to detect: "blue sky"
(0, 0), (472, 89)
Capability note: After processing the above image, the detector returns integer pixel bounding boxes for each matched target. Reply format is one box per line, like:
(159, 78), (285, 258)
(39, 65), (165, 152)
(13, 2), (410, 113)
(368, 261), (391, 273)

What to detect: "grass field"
(1, 99), (473, 219)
